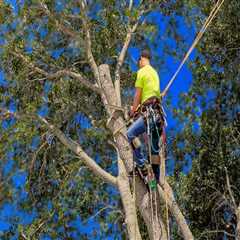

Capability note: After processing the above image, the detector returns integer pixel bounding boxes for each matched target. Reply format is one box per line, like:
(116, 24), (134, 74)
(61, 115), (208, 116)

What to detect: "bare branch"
(12, 51), (102, 94)
(114, 9), (144, 106)
(236, 205), (240, 239)
(196, 229), (236, 239)
(38, 116), (117, 186)
(79, 0), (100, 85)
(0, 108), (117, 186)
(129, 0), (133, 11)
(38, 1), (101, 88)
(158, 181), (194, 240)
(83, 205), (119, 224)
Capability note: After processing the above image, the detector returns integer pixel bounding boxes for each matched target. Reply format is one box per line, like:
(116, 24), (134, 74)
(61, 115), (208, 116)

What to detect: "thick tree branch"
(38, 116), (117, 186)
(79, 0), (100, 85)
(39, 1), (101, 87)
(117, 158), (142, 240)
(225, 167), (237, 209)
(114, 6), (145, 106)
(12, 51), (102, 94)
(1, 107), (116, 186)
(129, 0), (133, 11)
(236, 205), (240, 239)
(114, 21), (139, 106)
(158, 182), (194, 240)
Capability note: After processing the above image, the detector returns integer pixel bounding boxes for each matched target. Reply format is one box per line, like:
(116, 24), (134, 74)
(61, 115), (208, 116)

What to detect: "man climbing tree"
(127, 49), (165, 182)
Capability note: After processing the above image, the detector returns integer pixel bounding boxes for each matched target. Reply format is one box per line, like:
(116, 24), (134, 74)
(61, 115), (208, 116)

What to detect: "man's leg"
(127, 116), (146, 167)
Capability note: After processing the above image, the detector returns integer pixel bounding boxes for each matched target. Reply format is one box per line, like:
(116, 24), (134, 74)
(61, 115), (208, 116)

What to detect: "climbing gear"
(132, 98), (166, 183)
(145, 105), (159, 239)
(124, 97), (166, 237)
(127, 98), (167, 239)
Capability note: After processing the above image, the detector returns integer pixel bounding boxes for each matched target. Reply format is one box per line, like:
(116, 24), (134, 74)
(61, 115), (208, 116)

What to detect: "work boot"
(136, 163), (149, 184)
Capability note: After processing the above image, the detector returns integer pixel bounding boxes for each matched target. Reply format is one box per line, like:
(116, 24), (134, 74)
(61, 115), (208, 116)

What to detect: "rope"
(146, 109), (156, 238)
(162, 143), (170, 240)
(133, 149), (137, 240)
(161, 2), (225, 235)
(162, 0), (225, 96)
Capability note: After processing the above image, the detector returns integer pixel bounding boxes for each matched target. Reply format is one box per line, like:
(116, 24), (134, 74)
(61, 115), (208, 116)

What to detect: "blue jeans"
(127, 116), (146, 167)
(127, 116), (161, 167)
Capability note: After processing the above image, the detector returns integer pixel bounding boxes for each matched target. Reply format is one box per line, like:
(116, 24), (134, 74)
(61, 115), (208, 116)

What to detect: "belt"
(132, 97), (162, 120)
(142, 96), (161, 107)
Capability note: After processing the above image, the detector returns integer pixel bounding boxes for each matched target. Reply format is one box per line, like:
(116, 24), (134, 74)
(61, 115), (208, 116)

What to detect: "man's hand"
(129, 106), (137, 119)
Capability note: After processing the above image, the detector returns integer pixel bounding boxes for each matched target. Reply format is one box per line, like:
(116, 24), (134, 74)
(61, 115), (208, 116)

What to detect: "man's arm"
(130, 87), (142, 116)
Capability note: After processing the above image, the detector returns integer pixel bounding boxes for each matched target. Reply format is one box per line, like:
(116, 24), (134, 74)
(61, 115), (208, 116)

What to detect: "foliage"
(170, 0), (240, 238)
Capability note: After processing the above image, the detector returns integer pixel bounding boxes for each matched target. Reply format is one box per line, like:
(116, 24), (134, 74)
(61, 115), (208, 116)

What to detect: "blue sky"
(0, 0), (200, 239)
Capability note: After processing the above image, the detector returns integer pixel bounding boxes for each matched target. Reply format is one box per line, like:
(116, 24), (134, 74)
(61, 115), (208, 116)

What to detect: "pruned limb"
(99, 64), (168, 239)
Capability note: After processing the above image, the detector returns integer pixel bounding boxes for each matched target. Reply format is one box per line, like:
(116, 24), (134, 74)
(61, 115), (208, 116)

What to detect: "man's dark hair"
(140, 49), (151, 60)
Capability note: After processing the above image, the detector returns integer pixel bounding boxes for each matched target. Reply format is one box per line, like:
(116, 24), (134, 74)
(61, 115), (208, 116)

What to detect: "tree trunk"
(118, 158), (142, 240)
(99, 64), (142, 238)
(158, 182), (194, 240)
(135, 177), (168, 240)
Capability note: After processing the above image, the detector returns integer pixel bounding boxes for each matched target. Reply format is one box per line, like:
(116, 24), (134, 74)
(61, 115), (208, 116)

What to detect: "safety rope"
(132, 142), (137, 240)
(146, 109), (155, 238)
(162, 0), (225, 97)
(161, 2), (225, 236)
(146, 107), (161, 239)
(162, 142), (170, 240)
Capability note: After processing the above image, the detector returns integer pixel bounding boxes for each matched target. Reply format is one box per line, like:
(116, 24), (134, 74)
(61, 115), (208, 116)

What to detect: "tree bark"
(158, 182), (194, 240)
(118, 158), (142, 240)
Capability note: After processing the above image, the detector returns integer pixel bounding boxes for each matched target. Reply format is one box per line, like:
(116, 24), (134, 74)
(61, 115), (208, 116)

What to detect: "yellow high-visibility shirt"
(135, 65), (161, 104)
